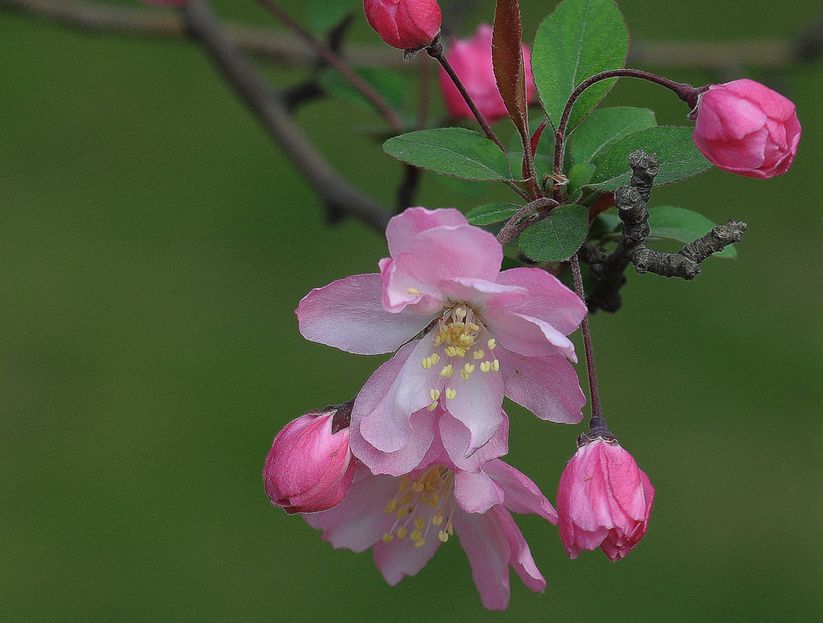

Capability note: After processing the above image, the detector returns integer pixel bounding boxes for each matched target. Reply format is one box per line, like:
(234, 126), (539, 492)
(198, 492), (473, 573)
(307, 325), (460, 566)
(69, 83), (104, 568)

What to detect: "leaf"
(319, 68), (407, 112)
(589, 212), (621, 239)
(532, 0), (628, 129)
(571, 107), (657, 164)
(383, 128), (513, 181)
(493, 0), (530, 141)
(567, 162), (596, 201)
(518, 204), (590, 262)
(305, 0), (359, 33)
(466, 202), (522, 226)
(587, 126), (712, 190)
(648, 206), (737, 258)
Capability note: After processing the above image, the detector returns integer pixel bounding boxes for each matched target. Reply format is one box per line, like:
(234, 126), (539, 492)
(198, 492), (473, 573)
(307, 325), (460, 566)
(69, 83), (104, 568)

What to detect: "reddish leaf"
(589, 193), (616, 219)
(523, 119), (548, 180)
(492, 0), (528, 141)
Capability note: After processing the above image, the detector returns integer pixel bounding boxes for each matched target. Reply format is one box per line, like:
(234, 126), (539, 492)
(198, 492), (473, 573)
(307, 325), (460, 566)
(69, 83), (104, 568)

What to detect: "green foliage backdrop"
(1, 1), (821, 620)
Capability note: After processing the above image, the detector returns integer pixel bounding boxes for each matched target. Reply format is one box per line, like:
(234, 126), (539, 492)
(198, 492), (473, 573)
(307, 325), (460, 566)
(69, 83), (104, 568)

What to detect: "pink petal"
(492, 506), (546, 593)
(453, 510), (512, 611)
(303, 465), (397, 553)
(402, 225), (503, 286)
(350, 408), (438, 477)
(483, 460), (557, 522)
(497, 348), (585, 424)
(372, 530), (443, 586)
(439, 277), (527, 310)
(386, 207), (467, 256)
(297, 273), (435, 354)
(379, 256), (445, 314)
(454, 470), (505, 514)
(439, 410), (509, 473)
(485, 308), (577, 360)
(495, 267), (587, 335)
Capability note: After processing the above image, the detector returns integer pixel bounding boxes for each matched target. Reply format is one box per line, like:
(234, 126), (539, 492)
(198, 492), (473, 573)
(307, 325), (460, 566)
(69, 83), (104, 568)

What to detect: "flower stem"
(552, 68), (704, 189)
(570, 254), (604, 424)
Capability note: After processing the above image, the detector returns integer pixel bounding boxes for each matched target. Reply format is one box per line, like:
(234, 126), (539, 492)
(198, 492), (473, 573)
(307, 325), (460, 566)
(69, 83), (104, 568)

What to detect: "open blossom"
(363, 0), (442, 50)
(557, 438), (654, 561)
(263, 408), (356, 514)
(692, 79), (801, 179)
(439, 25), (537, 123)
(297, 207), (587, 466)
(304, 421), (555, 611)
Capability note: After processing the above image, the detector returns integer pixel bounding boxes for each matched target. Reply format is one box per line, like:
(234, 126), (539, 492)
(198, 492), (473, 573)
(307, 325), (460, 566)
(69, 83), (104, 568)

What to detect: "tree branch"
(4, 0), (821, 72)
(182, 0), (390, 232)
(585, 150), (747, 313)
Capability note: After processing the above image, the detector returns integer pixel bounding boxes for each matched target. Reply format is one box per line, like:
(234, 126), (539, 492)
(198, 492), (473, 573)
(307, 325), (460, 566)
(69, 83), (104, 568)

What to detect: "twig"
(3, 1), (821, 71)
(183, 0), (390, 232)
(496, 197), (558, 245)
(585, 150), (747, 312)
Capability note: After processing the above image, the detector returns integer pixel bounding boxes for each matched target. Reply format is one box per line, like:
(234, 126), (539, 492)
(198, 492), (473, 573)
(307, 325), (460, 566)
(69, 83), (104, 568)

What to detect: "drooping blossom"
(439, 25), (537, 123)
(263, 407), (356, 514)
(557, 437), (655, 561)
(304, 414), (555, 611)
(297, 207), (587, 467)
(692, 78), (801, 179)
(363, 0), (442, 50)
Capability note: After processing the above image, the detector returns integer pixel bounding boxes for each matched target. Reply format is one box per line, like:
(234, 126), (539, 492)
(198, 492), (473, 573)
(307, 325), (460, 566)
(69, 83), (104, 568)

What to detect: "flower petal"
(495, 267), (587, 335)
(350, 408), (438, 477)
(386, 207), (468, 256)
(497, 348), (585, 424)
(453, 510), (512, 611)
(485, 308), (577, 360)
(483, 460), (557, 522)
(403, 225), (503, 285)
(439, 410), (509, 473)
(439, 278), (527, 310)
(492, 506), (546, 593)
(297, 273), (434, 354)
(372, 530), (443, 586)
(454, 470), (505, 514)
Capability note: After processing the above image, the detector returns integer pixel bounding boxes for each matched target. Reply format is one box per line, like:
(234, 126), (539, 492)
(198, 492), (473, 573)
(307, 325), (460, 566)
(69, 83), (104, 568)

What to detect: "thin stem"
(552, 68), (704, 188)
(570, 254), (603, 422)
(426, 37), (505, 151)
(255, 0), (404, 132)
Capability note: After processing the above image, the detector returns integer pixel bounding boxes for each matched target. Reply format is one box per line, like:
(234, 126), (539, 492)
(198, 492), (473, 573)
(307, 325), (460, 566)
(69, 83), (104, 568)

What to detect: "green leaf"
(648, 206), (737, 258)
(532, 0), (628, 129)
(518, 204), (590, 262)
(587, 126), (712, 190)
(305, 0), (359, 33)
(571, 107), (657, 164)
(466, 202), (521, 226)
(319, 68), (407, 112)
(589, 212), (621, 240)
(383, 128), (513, 181)
(567, 162), (596, 201)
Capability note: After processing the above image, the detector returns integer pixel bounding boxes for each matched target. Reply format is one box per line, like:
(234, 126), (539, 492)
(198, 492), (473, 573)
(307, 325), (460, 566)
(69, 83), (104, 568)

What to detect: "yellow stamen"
(445, 388), (457, 400)
(480, 361), (492, 373)
(439, 364), (454, 378)
(492, 359), (500, 372)
(429, 388), (441, 401)
(383, 533), (394, 543)
(487, 338), (497, 350)
(473, 349), (485, 360)
(438, 530), (449, 543)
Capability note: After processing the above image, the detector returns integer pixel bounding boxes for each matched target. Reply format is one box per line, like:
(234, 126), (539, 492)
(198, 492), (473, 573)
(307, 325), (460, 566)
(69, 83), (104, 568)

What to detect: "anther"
(492, 359), (500, 372)
(438, 530), (449, 543)
(445, 388), (457, 400)
(487, 338), (497, 350)
(383, 533), (394, 543)
(439, 364), (454, 378)
(430, 389), (441, 401)
(473, 349), (484, 360)
(480, 361), (492, 373)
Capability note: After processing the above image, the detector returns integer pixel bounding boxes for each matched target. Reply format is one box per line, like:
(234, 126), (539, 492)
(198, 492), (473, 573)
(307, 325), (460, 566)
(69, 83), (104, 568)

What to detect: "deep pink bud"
(438, 24), (537, 124)
(363, 0), (442, 50)
(557, 438), (654, 561)
(692, 79), (801, 179)
(263, 408), (356, 514)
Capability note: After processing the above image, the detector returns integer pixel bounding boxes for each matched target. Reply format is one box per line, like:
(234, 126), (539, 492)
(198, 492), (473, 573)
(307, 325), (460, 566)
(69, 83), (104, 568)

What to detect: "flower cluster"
(264, 208), (654, 609)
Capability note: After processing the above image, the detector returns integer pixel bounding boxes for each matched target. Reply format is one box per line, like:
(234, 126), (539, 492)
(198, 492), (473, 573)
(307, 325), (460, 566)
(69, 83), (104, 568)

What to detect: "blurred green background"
(1, 0), (821, 620)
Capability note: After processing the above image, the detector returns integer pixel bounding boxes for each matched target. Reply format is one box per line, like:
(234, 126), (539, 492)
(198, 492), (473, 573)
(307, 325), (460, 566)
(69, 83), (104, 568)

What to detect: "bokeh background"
(1, 0), (821, 620)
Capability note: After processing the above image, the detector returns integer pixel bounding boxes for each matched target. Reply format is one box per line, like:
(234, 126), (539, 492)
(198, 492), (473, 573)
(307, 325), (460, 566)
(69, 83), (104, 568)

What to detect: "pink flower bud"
(557, 438), (654, 561)
(263, 408), (356, 514)
(439, 25), (537, 124)
(363, 0), (442, 50)
(692, 79), (801, 179)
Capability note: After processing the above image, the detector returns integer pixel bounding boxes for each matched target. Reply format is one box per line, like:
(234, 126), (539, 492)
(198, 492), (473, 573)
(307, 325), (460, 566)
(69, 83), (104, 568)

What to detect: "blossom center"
(420, 305), (500, 409)
(382, 465), (456, 548)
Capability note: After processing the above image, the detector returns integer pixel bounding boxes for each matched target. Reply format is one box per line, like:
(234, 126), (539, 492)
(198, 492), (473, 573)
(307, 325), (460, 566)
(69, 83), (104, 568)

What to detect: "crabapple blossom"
(557, 437), (655, 561)
(297, 207), (587, 465)
(692, 79), (801, 179)
(303, 415), (555, 611)
(363, 0), (442, 50)
(263, 408), (356, 514)
(439, 25), (537, 123)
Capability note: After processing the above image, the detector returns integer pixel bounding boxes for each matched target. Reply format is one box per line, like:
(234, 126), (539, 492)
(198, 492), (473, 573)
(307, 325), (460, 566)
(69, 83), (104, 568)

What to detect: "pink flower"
(557, 438), (655, 561)
(439, 25), (537, 124)
(304, 428), (555, 611)
(363, 0), (442, 50)
(263, 408), (357, 514)
(692, 78), (801, 179)
(297, 207), (587, 467)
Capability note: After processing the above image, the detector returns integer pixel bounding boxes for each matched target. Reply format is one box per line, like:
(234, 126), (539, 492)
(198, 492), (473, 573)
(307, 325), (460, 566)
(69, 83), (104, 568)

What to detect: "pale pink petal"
(453, 510), (512, 611)
(350, 408), (438, 477)
(497, 348), (585, 424)
(297, 273), (434, 354)
(492, 507), (546, 593)
(372, 530), (443, 585)
(485, 308), (577, 360)
(438, 278), (527, 310)
(385, 207), (467, 256)
(483, 460), (557, 522)
(403, 225), (503, 285)
(453, 470), (505, 513)
(495, 267), (587, 335)
(304, 465), (397, 553)
(439, 411), (509, 472)
(379, 256), (445, 314)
